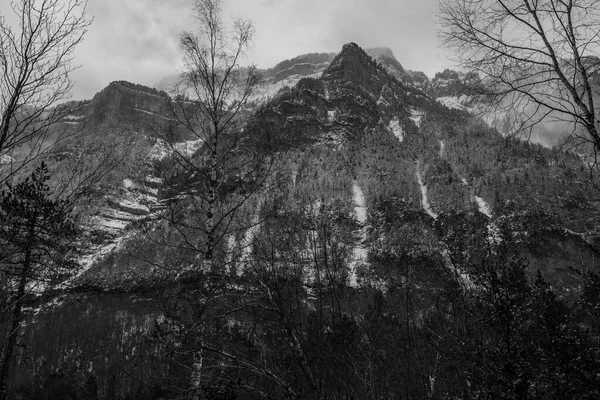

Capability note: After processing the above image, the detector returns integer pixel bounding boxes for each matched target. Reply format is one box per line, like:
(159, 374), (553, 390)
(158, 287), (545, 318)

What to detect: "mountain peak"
(323, 42), (378, 82)
(337, 42), (371, 61)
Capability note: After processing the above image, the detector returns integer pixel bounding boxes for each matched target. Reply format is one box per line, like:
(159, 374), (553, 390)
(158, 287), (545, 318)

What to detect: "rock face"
(82, 81), (170, 135)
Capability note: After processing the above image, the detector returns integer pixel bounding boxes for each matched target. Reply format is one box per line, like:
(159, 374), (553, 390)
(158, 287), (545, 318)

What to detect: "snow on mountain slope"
(474, 196), (492, 218)
(416, 160), (438, 219)
(349, 182), (368, 287)
(327, 110), (336, 123)
(388, 117), (404, 142)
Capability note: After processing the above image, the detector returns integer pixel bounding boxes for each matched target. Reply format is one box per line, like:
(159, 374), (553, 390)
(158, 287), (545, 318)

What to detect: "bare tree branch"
(438, 0), (600, 149)
(0, 0), (92, 185)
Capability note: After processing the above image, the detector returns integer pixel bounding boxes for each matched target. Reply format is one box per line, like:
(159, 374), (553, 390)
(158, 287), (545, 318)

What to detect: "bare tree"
(438, 0), (600, 152)
(0, 0), (92, 184)
(158, 0), (266, 268)
(149, 1), (270, 398)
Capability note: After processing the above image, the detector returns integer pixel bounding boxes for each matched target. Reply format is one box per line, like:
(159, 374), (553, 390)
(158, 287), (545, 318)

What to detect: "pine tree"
(0, 163), (78, 400)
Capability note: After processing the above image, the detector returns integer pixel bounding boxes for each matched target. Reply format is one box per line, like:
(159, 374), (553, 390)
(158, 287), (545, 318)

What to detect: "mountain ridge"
(56, 42), (600, 291)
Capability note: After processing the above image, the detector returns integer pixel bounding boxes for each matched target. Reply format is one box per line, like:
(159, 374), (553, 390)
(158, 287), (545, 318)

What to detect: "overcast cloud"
(0, 0), (451, 100)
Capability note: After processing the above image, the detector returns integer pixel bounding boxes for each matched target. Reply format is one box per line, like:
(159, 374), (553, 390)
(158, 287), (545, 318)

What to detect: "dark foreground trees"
(438, 0), (600, 151)
(0, 163), (78, 400)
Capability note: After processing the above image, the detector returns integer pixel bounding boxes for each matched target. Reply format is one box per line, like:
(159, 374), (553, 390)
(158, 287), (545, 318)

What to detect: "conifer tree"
(0, 163), (77, 400)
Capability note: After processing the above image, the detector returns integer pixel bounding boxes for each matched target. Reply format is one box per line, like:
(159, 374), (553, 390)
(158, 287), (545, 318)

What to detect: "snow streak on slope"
(474, 196), (492, 218)
(350, 182), (368, 287)
(324, 83), (331, 100)
(439, 140), (445, 157)
(472, 194), (500, 244)
(457, 174), (500, 244)
(457, 174), (492, 218)
(441, 247), (474, 290)
(389, 117), (403, 142)
(416, 161), (438, 219)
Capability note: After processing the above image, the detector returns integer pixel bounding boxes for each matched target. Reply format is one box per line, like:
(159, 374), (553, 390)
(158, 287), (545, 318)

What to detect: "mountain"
(5, 42), (600, 399)
(34, 40), (600, 313)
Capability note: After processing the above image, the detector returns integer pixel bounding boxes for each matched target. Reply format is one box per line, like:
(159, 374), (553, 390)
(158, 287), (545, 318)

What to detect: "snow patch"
(388, 117), (404, 142)
(115, 198), (150, 214)
(353, 183), (367, 224)
(439, 140), (445, 158)
(327, 110), (336, 123)
(97, 216), (128, 230)
(225, 235), (238, 275)
(0, 154), (14, 165)
(145, 175), (163, 185)
(474, 196), (492, 218)
(63, 114), (84, 121)
(123, 179), (134, 189)
(173, 138), (204, 157)
(416, 161), (438, 219)
(349, 182), (368, 287)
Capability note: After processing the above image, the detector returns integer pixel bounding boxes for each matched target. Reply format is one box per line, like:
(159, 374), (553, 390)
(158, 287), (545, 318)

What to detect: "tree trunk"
(204, 124), (219, 268)
(189, 347), (204, 400)
(0, 246), (31, 400)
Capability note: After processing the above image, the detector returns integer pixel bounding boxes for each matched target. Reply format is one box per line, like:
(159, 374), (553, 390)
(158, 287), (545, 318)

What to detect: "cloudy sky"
(1, 0), (451, 100)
